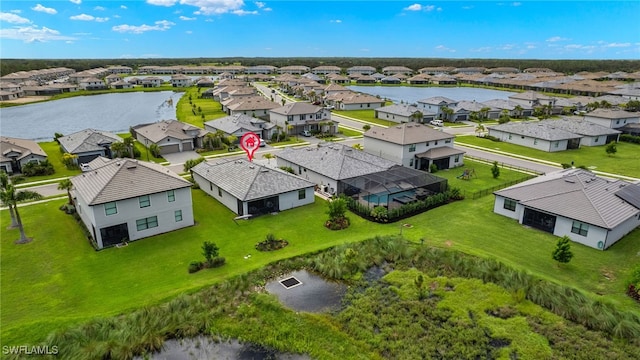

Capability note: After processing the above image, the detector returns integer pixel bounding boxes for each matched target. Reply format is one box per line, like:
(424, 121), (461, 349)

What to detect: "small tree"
(149, 144), (160, 158)
(362, 124), (371, 132)
(552, 236), (574, 264)
(58, 179), (74, 205)
(326, 196), (349, 230)
(605, 142), (617, 156)
(263, 153), (275, 164)
(184, 157), (205, 172)
(491, 161), (500, 179)
(201, 241), (219, 265)
(61, 153), (79, 169)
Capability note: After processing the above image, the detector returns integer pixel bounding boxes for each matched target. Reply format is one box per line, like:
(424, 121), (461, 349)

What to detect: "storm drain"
(279, 276), (302, 289)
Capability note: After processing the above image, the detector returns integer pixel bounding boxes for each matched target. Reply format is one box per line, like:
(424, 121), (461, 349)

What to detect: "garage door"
(182, 141), (193, 151)
(160, 144), (180, 154)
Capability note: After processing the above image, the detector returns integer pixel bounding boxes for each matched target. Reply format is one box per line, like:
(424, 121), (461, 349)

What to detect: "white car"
(430, 120), (444, 127)
(300, 130), (312, 137)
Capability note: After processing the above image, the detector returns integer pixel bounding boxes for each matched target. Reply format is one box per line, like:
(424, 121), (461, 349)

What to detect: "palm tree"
(1, 179), (43, 244)
(123, 137), (135, 158)
(410, 111), (424, 123)
(262, 153), (275, 164)
(58, 178), (74, 205)
(475, 124), (486, 136)
(110, 142), (126, 158)
(441, 106), (454, 122)
(0, 172), (19, 228)
(514, 105), (524, 119)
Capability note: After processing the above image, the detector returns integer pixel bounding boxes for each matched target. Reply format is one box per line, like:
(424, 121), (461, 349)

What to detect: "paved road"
(455, 144), (560, 174)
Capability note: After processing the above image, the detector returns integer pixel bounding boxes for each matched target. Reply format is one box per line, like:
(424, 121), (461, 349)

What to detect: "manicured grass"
(29, 141), (81, 181)
(435, 159), (533, 196)
(117, 133), (166, 164)
(2, 187), (639, 345)
(338, 126), (363, 137)
(176, 87), (227, 128)
(333, 109), (396, 127)
(456, 135), (640, 178)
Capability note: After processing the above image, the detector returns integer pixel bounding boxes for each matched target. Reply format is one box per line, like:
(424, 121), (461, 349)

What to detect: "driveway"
(161, 151), (202, 165)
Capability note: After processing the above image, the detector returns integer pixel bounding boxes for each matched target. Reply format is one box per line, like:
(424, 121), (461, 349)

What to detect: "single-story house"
(481, 99), (533, 118)
(204, 114), (276, 141)
(191, 159), (315, 216)
(544, 118), (620, 146)
(487, 122), (583, 152)
(493, 168), (640, 250)
(375, 104), (432, 123)
(583, 109), (640, 129)
(133, 120), (208, 155)
(276, 142), (447, 209)
(363, 123), (464, 171)
(0, 136), (48, 174)
(71, 157), (194, 249)
(58, 129), (123, 165)
(454, 100), (501, 120)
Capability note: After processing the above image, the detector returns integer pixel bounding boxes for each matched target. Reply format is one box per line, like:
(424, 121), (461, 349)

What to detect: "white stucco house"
(363, 123), (465, 171)
(132, 120), (209, 155)
(493, 169), (640, 250)
(58, 129), (123, 165)
(487, 122), (582, 152)
(416, 96), (459, 120)
(70, 157), (194, 249)
(204, 114), (276, 142)
(0, 137), (48, 174)
(375, 104), (435, 123)
(191, 159), (315, 216)
(583, 109), (640, 129)
(269, 102), (337, 135)
(170, 74), (193, 87)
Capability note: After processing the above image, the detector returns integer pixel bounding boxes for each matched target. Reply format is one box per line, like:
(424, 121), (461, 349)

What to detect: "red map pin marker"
(240, 132), (260, 162)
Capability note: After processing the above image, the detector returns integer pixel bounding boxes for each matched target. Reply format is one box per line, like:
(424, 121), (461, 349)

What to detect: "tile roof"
(488, 122), (582, 141)
(415, 146), (465, 159)
(133, 120), (205, 143)
(277, 143), (398, 180)
(204, 114), (269, 134)
(364, 123), (454, 145)
(375, 104), (422, 117)
(546, 118), (621, 136)
(0, 136), (47, 162)
(495, 168), (639, 229)
(270, 102), (323, 115)
(192, 159), (314, 201)
(58, 129), (122, 154)
(71, 157), (191, 205)
(417, 96), (457, 105)
(586, 109), (639, 119)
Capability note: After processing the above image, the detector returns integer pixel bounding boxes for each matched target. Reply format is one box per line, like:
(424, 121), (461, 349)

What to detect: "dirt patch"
(0, 96), (51, 104)
(600, 268), (616, 281)
(444, 240), (453, 247)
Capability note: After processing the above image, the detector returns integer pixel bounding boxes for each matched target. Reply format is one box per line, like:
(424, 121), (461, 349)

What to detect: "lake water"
(123, 75), (217, 82)
(347, 86), (517, 104)
(0, 91), (183, 141)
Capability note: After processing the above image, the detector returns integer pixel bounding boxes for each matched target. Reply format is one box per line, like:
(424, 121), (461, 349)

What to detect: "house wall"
(584, 116), (639, 129)
(278, 187), (315, 211)
(579, 135), (608, 147)
(552, 216), (608, 250)
(193, 172), (240, 214)
(603, 214), (640, 249)
(363, 136), (454, 168)
(82, 187), (193, 249)
(376, 111), (411, 123)
(488, 129), (567, 152)
(341, 102), (383, 111)
(493, 195), (523, 220)
(18, 154), (47, 168)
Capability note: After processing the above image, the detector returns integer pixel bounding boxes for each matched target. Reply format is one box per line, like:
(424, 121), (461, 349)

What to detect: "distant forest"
(2, 57), (640, 76)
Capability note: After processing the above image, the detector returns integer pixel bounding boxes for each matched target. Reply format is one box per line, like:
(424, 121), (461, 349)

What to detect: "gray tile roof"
(270, 102), (323, 116)
(364, 123), (454, 145)
(192, 159), (314, 201)
(586, 109), (639, 119)
(0, 136), (47, 162)
(494, 168), (639, 229)
(488, 122), (582, 141)
(133, 120), (205, 143)
(415, 146), (465, 159)
(481, 99), (531, 111)
(58, 129), (122, 154)
(546, 118), (621, 136)
(71, 157), (191, 205)
(416, 96), (457, 105)
(277, 143), (398, 180)
(204, 114), (267, 134)
(376, 104), (421, 117)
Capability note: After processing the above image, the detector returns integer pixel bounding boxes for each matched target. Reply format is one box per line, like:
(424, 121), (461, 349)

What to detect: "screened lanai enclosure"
(339, 166), (447, 210)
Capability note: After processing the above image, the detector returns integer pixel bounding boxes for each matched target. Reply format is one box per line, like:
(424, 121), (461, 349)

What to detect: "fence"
(467, 174), (537, 199)
(464, 154), (545, 176)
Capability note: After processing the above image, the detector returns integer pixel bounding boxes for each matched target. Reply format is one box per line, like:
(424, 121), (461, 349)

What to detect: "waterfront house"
(0, 137), (48, 174)
(58, 129), (123, 165)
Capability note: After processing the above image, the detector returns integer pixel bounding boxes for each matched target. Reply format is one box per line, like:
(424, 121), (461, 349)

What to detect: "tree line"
(2, 57), (640, 77)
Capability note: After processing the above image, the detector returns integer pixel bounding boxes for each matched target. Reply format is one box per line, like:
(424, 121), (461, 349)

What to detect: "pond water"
(136, 336), (310, 360)
(0, 91), (183, 141)
(347, 86), (517, 104)
(123, 75), (218, 82)
(265, 270), (347, 313)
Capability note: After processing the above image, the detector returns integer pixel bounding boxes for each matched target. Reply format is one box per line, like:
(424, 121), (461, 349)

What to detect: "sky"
(0, 1), (639, 60)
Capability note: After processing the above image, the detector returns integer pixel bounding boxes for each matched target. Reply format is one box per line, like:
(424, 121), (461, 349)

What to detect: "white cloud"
(185, 30), (192, 34)
(94, 6), (106, 11)
(70, 0), (82, 4)
(330, 19), (342, 23)
(470, 46), (492, 53)
(184, 0), (245, 15)
(404, 4), (436, 12)
(255, 1), (265, 8)
(121, 5), (127, 9)
(604, 42), (631, 48)
(546, 36), (569, 42)
(0, 25), (76, 43)
(512, 2), (522, 6)
(179, 16), (196, 20)
(435, 45), (456, 52)
(32, 4), (57, 15)
(263, 7), (271, 11)
(232, 9), (258, 15)
(112, 20), (175, 34)
(462, 6), (473, 10)
(147, 0), (177, 6)
(0, 12), (31, 24)
(70, 14), (109, 22)
(10, 10), (22, 14)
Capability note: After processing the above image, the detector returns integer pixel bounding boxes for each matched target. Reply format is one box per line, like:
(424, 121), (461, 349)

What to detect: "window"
(425, 141), (430, 146)
(104, 202), (117, 216)
(554, 141), (560, 148)
(139, 195), (150, 208)
(434, 140), (438, 145)
(454, 155), (460, 162)
(136, 216), (158, 231)
(210, 182), (213, 191)
(503, 198), (516, 211)
(167, 190), (175, 202)
(508, 134), (512, 140)
(218, 186), (222, 197)
(409, 158), (414, 167)
(594, 137), (599, 143)
(571, 221), (589, 236)
(298, 189), (306, 200)
(175, 210), (183, 222)
(299, 115), (304, 121)
(445, 139), (451, 144)
(409, 144), (416, 152)
(534, 139), (538, 145)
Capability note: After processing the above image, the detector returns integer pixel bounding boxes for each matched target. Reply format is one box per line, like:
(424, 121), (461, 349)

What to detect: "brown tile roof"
(364, 123), (454, 145)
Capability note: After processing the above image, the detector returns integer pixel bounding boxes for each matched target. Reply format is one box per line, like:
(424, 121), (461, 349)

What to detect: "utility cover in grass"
(265, 270), (347, 313)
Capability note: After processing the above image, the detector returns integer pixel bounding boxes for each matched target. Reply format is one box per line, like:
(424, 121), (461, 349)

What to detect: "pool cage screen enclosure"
(339, 166), (448, 209)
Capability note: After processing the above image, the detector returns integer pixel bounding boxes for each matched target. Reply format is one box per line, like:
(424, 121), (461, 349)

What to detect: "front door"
(99, 223), (129, 248)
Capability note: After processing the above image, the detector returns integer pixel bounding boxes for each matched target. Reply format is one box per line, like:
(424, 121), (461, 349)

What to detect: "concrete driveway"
(161, 151), (202, 165)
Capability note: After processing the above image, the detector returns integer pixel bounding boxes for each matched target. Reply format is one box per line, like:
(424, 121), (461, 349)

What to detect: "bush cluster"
(620, 134), (640, 144)
(255, 233), (288, 251)
(347, 190), (456, 223)
(21, 160), (54, 176)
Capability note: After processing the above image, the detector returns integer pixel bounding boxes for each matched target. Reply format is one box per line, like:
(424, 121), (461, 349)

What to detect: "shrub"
(21, 160), (55, 176)
(255, 233), (289, 251)
(561, 163), (573, 169)
(202, 241), (219, 264)
(482, 135), (501, 142)
(279, 166), (295, 174)
(620, 134), (640, 144)
(429, 163), (438, 173)
(370, 206), (389, 222)
(183, 157), (205, 172)
(188, 261), (203, 273)
(206, 256), (226, 268)
(491, 161), (500, 179)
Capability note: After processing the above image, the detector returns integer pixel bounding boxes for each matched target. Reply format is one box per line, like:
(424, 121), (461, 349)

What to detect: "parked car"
(324, 105), (335, 110)
(300, 130), (312, 137)
(259, 138), (266, 147)
(430, 119), (444, 127)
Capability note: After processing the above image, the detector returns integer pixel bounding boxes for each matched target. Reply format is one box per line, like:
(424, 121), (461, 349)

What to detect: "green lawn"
(2, 187), (639, 345)
(26, 141), (82, 181)
(338, 126), (363, 137)
(435, 159), (534, 196)
(176, 87), (227, 128)
(456, 135), (640, 178)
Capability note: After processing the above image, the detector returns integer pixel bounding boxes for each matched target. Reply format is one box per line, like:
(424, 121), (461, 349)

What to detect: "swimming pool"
(364, 190), (416, 206)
